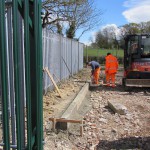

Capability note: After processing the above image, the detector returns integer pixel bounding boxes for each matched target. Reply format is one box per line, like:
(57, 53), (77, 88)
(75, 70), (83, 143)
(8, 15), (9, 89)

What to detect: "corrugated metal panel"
(71, 40), (78, 74)
(79, 43), (84, 70)
(42, 29), (84, 93)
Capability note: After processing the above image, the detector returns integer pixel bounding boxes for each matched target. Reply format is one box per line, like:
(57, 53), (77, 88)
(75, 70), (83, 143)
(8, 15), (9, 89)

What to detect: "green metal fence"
(0, 0), (43, 149)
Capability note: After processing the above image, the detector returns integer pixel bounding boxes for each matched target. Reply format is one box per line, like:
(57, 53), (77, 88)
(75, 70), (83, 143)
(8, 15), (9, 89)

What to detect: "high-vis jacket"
(105, 54), (118, 74)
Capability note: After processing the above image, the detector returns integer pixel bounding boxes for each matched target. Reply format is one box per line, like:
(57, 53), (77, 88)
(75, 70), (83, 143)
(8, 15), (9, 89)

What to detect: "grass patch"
(84, 48), (124, 57)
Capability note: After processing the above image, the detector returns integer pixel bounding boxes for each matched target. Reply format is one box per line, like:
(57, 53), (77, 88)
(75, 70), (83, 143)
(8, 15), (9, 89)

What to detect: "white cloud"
(101, 24), (118, 30)
(123, 0), (150, 8)
(123, 0), (150, 23)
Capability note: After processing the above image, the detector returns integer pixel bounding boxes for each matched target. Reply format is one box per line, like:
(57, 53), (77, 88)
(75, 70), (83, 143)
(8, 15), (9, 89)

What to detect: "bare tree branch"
(42, 0), (103, 39)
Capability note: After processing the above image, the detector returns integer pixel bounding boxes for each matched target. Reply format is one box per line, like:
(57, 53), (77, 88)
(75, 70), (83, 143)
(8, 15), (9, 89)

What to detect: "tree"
(93, 21), (150, 49)
(119, 22), (150, 48)
(95, 31), (108, 48)
(42, 0), (72, 33)
(95, 25), (120, 49)
(42, 0), (102, 39)
(66, 0), (103, 39)
(139, 21), (150, 33)
(119, 23), (140, 38)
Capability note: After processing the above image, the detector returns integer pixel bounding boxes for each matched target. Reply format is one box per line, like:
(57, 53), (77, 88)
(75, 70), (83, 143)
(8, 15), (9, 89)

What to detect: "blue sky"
(78, 0), (150, 45)
(95, 0), (127, 26)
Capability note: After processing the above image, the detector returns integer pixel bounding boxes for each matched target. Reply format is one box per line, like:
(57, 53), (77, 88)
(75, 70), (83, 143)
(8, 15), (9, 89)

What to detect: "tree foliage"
(95, 25), (119, 49)
(120, 22), (150, 38)
(94, 21), (150, 49)
(119, 23), (140, 38)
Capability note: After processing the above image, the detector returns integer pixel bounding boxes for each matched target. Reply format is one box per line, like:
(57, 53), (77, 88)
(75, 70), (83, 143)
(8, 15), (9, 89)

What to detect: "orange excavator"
(122, 34), (150, 88)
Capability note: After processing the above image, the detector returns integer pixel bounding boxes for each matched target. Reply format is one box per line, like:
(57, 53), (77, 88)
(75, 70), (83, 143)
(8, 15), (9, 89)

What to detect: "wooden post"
(52, 118), (56, 131)
(43, 67), (62, 98)
(80, 120), (83, 137)
(86, 45), (88, 62)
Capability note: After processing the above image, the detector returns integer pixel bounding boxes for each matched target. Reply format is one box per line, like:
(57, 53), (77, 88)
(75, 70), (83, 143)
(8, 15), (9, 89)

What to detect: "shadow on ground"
(90, 84), (150, 96)
(96, 136), (150, 150)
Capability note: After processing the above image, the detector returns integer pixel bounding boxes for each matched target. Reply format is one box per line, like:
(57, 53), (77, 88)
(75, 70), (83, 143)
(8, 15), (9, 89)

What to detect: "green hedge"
(84, 49), (124, 57)
(84, 56), (123, 65)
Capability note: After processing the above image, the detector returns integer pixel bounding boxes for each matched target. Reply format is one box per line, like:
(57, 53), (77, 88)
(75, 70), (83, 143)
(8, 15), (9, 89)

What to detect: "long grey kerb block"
(56, 83), (89, 130)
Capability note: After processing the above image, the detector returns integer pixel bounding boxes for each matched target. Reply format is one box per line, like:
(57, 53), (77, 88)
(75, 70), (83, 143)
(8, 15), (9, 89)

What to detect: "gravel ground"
(44, 68), (150, 150)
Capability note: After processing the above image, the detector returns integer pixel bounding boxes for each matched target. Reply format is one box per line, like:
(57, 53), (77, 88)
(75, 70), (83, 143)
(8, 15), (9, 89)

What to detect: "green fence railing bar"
(0, 1), (10, 149)
(0, 0), (43, 149)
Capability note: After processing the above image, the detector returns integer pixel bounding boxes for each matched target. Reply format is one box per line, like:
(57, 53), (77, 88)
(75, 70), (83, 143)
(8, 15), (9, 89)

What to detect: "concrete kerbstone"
(57, 83), (89, 130)
(108, 100), (128, 115)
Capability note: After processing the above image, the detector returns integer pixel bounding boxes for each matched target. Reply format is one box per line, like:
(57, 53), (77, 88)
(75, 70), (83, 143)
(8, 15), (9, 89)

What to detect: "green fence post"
(0, 1), (10, 150)
(24, 0), (32, 149)
(34, 0), (43, 149)
(29, 0), (43, 149)
(12, 1), (23, 149)
(38, 1), (43, 149)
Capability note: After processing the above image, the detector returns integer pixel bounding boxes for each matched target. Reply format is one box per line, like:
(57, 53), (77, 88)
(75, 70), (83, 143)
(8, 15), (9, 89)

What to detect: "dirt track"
(43, 68), (150, 150)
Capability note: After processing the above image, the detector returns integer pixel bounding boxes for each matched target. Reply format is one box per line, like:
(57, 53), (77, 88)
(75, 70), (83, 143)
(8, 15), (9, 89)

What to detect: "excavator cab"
(123, 34), (150, 88)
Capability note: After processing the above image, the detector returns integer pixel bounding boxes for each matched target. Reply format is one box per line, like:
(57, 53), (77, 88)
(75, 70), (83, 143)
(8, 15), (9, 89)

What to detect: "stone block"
(108, 100), (127, 115)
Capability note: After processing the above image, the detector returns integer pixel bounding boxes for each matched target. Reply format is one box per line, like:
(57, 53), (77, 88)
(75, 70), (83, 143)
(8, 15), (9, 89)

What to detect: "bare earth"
(43, 68), (150, 150)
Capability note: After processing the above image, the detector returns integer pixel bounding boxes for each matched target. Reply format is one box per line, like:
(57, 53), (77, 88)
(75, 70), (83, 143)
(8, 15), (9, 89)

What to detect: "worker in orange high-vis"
(86, 61), (101, 85)
(105, 53), (118, 87)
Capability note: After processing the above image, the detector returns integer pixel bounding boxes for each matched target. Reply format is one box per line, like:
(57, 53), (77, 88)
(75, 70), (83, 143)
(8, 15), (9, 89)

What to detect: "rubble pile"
(44, 69), (150, 150)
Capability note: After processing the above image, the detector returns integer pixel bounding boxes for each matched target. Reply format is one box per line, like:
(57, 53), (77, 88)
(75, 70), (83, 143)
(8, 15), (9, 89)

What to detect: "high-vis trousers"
(106, 73), (116, 86)
(93, 67), (100, 84)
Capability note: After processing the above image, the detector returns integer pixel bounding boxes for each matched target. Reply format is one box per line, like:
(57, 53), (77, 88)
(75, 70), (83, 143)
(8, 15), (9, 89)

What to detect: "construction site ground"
(43, 67), (150, 150)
